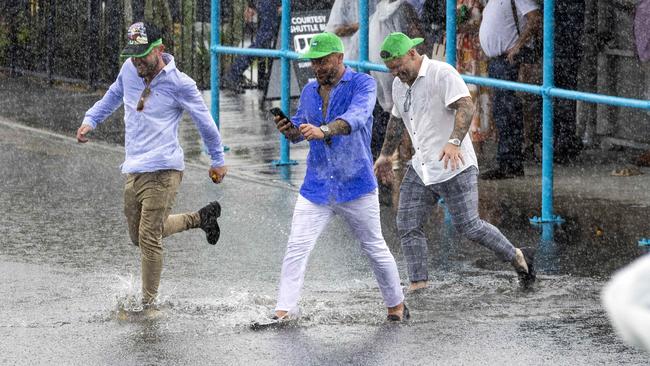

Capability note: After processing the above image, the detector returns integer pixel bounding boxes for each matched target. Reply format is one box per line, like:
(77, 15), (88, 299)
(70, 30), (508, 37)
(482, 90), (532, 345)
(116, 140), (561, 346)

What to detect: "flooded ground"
(0, 76), (649, 365)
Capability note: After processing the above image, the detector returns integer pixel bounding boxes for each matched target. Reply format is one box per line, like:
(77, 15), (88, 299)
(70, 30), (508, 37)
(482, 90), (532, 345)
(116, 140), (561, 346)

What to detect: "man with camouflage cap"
(76, 21), (227, 317)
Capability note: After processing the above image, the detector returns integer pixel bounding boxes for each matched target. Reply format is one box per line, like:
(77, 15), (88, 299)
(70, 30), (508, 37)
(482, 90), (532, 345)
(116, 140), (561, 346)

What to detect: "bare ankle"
(408, 280), (428, 291)
(387, 303), (404, 313)
(512, 248), (529, 273)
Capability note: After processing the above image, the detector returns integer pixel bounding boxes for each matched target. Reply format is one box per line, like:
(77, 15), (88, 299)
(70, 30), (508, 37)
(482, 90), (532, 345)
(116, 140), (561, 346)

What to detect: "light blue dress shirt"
(82, 53), (225, 173)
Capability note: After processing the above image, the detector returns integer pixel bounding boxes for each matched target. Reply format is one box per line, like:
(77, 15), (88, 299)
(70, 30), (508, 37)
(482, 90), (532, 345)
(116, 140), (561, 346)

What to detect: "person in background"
(223, 0), (281, 93)
(456, 0), (493, 154)
(478, 0), (541, 179)
(325, 0), (379, 61)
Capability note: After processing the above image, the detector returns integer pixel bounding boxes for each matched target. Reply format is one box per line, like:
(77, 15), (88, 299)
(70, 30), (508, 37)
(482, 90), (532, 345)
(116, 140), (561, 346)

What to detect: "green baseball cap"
(299, 32), (344, 59)
(380, 32), (424, 61)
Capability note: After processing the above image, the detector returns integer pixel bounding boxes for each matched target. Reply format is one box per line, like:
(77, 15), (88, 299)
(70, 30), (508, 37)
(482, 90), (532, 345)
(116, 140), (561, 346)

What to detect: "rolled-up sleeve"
(335, 74), (376, 132)
(177, 75), (225, 167)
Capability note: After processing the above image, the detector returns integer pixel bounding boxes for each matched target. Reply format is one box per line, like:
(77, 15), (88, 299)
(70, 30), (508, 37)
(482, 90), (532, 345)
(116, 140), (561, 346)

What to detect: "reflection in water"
(277, 164), (292, 182)
(436, 199), (459, 272)
(534, 223), (560, 275)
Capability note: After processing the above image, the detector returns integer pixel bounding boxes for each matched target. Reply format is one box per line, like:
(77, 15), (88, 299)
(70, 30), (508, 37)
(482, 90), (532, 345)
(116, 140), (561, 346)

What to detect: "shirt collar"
(416, 55), (431, 80)
(160, 53), (176, 74)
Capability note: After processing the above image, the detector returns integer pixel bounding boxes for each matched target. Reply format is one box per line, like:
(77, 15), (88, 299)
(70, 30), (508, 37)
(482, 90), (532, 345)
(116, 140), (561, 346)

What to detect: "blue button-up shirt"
(291, 67), (378, 205)
(82, 54), (225, 173)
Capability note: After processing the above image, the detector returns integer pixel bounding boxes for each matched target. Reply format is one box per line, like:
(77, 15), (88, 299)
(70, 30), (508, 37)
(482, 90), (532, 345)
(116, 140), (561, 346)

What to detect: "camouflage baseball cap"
(121, 22), (163, 58)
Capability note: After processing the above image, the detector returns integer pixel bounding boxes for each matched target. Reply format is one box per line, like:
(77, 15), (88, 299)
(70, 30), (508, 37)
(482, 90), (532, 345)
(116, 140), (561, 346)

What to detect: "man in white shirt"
(374, 32), (535, 291)
(478, 0), (541, 179)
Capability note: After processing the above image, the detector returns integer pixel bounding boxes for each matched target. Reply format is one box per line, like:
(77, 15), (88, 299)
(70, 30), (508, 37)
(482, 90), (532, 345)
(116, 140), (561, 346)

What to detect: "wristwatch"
(320, 124), (332, 145)
(448, 138), (462, 146)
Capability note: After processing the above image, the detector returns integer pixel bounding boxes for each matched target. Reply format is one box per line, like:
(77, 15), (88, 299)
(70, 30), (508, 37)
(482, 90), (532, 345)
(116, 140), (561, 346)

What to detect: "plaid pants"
(397, 165), (516, 282)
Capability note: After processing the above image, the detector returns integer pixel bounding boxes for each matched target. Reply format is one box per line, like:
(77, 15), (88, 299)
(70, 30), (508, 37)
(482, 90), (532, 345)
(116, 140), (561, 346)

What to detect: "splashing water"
(113, 274), (143, 313)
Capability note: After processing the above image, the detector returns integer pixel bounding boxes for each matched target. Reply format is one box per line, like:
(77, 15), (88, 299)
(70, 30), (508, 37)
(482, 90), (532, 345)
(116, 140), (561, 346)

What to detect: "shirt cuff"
(81, 118), (97, 129)
(210, 154), (226, 168)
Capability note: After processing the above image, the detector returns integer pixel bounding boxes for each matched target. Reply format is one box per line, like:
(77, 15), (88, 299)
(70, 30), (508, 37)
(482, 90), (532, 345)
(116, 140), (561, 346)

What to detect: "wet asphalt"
(0, 74), (649, 365)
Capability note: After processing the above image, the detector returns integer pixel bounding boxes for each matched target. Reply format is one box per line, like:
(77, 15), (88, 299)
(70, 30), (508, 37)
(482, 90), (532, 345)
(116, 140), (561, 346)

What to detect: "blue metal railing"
(211, 0), (650, 222)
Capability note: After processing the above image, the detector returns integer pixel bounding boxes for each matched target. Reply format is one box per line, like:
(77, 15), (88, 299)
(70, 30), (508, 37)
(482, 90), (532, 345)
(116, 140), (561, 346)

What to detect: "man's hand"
(438, 144), (465, 171)
(209, 165), (228, 184)
(244, 6), (257, 23)
(334, 23), (359, 37)
(374, 155), (394, 185)
(274, 116), (301, 142)
(299, 124), (325, 141)
(76, 124), (93, 143)
(506, 44), (522, 64)
(274, 116), (292, 133)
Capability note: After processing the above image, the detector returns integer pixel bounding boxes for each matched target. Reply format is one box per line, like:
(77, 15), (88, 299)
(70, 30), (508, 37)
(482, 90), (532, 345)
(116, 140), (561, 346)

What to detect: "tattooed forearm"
(328, 119), (352, 136)
(449, 96), (475, 141)
(380, 115), (406, 156)
(283, 126), (303, 142)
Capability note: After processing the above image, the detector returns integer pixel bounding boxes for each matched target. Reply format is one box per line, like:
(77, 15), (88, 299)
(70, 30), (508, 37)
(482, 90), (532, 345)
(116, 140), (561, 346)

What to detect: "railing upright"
(210, 0), (220, 128)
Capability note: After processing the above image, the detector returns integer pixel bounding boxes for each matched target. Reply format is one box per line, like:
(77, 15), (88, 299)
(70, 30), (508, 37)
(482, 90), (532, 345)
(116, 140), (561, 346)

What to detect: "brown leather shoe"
(387, 303), (410, 321)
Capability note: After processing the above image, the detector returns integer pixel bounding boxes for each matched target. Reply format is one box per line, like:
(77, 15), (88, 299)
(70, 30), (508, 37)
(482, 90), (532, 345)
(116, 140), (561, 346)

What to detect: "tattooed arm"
(373, 115), (406, 185)
(328, 119), (352, 136)
(297, 118), (351, 142)
(448, 96), (475, 142)
(438, 96), (474, 171)
(380, 115), (406, 157)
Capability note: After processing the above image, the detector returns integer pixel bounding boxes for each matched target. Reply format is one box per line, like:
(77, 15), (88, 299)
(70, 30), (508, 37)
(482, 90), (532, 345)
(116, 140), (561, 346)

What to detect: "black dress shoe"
(479, 166), (524, 180)
(199, 201), (221, 245)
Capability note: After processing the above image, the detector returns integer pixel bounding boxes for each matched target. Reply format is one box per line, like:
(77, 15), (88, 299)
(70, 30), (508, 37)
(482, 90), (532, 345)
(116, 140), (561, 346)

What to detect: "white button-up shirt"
(391, 56), (477, 185)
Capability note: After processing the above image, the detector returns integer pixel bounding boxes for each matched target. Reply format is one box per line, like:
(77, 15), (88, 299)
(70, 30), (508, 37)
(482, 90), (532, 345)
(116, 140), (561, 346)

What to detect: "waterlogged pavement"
(1, 81), (649, 364)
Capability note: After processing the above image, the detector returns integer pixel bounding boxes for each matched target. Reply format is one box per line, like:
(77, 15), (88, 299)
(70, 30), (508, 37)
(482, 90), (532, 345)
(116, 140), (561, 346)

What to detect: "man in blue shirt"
(76, 22), (227, 317)
(271, 32), (408, 322)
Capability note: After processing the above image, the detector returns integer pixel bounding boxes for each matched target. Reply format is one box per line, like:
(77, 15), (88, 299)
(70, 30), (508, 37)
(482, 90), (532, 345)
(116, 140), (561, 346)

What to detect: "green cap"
(380, 32), (424, 61)
(299, 32), (344, 59)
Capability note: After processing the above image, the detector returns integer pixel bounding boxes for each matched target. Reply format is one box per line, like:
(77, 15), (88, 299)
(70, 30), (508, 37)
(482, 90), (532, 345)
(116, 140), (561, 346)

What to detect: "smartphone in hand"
(269, 107), (290, 122)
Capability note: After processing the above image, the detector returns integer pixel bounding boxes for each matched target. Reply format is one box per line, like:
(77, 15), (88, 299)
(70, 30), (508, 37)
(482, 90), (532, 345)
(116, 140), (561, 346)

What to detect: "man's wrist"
(447, 138), (462, 146)
(319, 124), (331, 138)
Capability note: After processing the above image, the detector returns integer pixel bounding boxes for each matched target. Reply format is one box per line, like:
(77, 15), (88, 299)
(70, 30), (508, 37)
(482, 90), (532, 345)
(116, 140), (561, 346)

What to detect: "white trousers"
(275, 191), (404, 313)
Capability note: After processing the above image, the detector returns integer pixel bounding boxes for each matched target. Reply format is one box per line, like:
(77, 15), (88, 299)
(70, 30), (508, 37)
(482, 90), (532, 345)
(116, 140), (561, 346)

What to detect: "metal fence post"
(274, 0), (297, 166)
(359, 0), (369, 73)
(445, 0), (456, 67)
(210, 0), (220, 128)
(531, 0), (564, 224)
